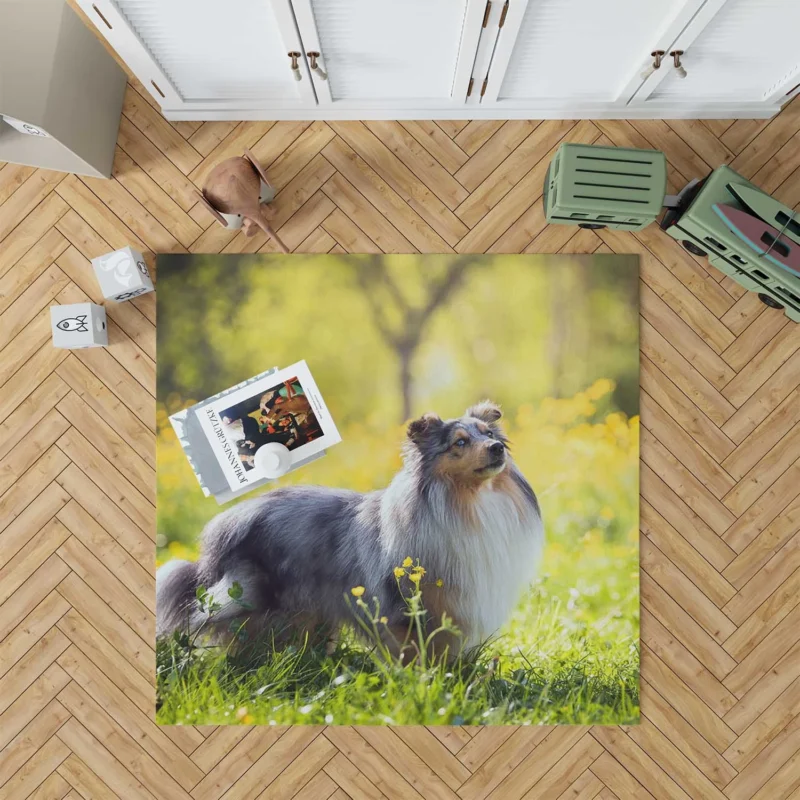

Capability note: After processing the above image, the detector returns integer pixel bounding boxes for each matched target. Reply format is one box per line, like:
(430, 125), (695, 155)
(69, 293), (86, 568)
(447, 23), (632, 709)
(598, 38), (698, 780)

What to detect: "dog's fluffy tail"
(156, 559), (262, 640)
(156, 559), (200, 638)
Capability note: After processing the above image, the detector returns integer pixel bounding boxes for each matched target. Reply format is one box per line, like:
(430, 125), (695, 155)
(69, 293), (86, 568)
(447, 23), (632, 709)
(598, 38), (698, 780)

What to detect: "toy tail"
(255, 214), (290, 254)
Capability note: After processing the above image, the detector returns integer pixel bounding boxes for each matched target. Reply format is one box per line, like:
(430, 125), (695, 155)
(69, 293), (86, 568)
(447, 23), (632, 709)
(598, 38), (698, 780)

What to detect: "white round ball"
(254, 442), (292, 478)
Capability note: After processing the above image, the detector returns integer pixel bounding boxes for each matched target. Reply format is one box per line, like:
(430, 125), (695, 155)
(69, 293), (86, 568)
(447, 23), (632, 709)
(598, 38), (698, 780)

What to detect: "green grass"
(156, 539), (639, 726)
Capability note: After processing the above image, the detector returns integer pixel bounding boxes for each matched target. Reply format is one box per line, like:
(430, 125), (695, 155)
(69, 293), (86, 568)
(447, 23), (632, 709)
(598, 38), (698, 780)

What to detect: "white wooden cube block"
(91, 246), (154, 302)
(51, 303), (107, 349)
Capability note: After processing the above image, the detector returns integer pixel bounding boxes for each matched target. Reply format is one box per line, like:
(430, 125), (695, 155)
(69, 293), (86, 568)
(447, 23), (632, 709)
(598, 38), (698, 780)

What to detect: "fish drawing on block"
(712, 204), (800, 277)
(101, 250), (135, 287)
(56, 315), (89, 332)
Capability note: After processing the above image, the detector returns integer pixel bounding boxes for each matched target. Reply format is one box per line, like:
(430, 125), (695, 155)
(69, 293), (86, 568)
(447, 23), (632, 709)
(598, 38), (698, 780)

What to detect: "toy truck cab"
(660, 165), (800, 322)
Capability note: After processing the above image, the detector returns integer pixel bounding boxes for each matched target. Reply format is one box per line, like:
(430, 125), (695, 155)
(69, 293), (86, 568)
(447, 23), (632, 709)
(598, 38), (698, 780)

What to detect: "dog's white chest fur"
(381, 462), (543, 649)
(450, 489), (543, 646)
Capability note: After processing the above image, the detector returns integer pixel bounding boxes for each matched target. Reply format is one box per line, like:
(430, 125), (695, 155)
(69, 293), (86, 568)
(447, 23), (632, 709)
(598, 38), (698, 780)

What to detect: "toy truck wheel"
(682, 240), (707, 257)
(758, 293), (784, 310)
(578, 223), (606, 230)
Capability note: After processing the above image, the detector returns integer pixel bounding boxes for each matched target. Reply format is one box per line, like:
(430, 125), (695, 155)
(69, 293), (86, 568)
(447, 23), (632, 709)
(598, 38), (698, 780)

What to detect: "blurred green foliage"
(157, 253), (638, 420)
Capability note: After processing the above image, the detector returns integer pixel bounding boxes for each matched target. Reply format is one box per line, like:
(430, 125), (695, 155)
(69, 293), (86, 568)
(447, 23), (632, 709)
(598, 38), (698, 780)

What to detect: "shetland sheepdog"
(157, 401), (543, 655)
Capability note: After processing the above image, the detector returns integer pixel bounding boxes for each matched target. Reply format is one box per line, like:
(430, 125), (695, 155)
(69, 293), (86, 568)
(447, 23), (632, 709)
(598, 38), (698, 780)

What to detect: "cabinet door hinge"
(499, 1), (509, 27)
(482, 0), (491, 27)
(467, 77), (475, 97)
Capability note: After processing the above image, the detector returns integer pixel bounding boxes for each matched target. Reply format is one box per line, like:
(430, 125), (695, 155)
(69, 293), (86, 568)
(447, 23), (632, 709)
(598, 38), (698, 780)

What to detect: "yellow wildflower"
(379, 616), (388, 624)
(409, 572), (422, 584)
(435, 578), (444, 588)
(242, 714), (254, 725)
(587, 378), (615, 401)
(402, 557), (413, 568)
(393, 567), (405, 578)
(350, 586), (365, 597)
(412, 565), (426, 577)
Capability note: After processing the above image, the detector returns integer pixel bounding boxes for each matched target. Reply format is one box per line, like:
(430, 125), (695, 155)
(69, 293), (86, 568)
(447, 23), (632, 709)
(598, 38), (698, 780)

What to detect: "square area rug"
(156, 253), (640, 726)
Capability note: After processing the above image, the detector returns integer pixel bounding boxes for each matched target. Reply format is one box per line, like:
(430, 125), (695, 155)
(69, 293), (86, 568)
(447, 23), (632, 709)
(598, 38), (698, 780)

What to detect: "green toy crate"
(544, 143), (667, 231)
(660, 165), (800, 322)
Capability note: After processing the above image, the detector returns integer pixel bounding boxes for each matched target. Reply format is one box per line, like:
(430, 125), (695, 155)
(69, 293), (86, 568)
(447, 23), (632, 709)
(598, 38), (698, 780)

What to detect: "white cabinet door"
(477, 0), (706, 111)
(632, 0), (800, 108)
(76, 0), (316, 112)
(289, 0), (486, 108)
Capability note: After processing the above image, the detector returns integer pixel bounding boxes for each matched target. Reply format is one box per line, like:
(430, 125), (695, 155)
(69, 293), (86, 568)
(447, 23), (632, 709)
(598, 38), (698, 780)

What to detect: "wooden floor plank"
(641, 500), (736, 608)
(723, 644), (800, 735)
(454, 119), (580, 231)
(0, 517), (72, 607)
(110, 148), (202, 249)
(642, 572), (738, 683)
(116, 116), (201, 212)
(640, 356), (736, 464)
(641, 538), (736, 644)
(55, 427), (154, 538)
(57, 752), (120, 800)
(0, 170), (65, 244)
(0, 264), (70, 347)
(260, 121), (336, 192)
(56, 537), (152, 644)
(590, 726), (695, 800)
(55, 463), (152, 569)
(364, 120), (469, 210)
(641, 677), (737, 790)
(0, 668), (69, 760)
(400, 120), (470, 175)
(0, 733), (70, 800)
(0, 228), (68, 316)
(640, 644), (737, 753)
(324, 128), (463, 249)
(0, 163), (36, 206)
(189, 727), (287, 800)
(121, 85), (202, 176)
(641, 392), (736, 500)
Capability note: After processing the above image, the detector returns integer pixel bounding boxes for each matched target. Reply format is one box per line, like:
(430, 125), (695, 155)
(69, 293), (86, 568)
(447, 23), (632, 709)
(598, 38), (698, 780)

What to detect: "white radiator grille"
(114, 0), (297, 101)
(651, 0), (800, 101)
(499, 0), (685, 101)
(309, 0), (468, 100)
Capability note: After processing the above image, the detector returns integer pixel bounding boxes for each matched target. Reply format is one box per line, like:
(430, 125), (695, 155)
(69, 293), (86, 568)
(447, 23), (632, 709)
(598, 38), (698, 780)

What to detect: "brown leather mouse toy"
(196, 148), (289, 253)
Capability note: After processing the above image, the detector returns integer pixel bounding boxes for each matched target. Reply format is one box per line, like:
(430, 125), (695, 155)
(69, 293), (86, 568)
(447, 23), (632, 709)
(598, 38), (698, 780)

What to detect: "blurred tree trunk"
(397, 343), (414, 422)
(548, 259), (590, 398)
(354, 256), (476, 421)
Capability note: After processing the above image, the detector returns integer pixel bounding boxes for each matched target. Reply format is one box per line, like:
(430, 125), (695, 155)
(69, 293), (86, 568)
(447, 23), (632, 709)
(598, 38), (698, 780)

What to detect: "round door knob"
(670, 50), (687, 79)
(641, 50), (665, 81)
(288, 51), (302, 81)
(307, 52), (328, 81)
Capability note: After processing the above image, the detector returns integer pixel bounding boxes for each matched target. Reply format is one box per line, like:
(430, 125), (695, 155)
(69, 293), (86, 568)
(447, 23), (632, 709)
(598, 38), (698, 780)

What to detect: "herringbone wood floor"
(2, 71), (800, 799)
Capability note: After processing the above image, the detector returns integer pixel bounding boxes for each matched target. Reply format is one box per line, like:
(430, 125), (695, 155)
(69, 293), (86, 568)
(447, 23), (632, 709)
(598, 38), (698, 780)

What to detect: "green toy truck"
(544, 142), (800, 322)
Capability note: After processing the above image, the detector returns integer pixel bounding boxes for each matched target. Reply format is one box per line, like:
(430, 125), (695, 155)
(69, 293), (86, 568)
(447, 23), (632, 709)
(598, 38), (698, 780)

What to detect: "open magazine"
(170, 361), (341, 503)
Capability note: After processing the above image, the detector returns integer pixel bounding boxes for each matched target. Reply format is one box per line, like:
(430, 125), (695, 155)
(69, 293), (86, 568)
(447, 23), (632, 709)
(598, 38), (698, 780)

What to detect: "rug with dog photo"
(156, 253), (640, 726)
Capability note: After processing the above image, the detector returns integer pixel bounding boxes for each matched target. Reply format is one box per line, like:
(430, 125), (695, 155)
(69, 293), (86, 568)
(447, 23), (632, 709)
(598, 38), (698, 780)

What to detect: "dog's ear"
(466, 400), (502, 424)
(407, 412), (444, 446)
